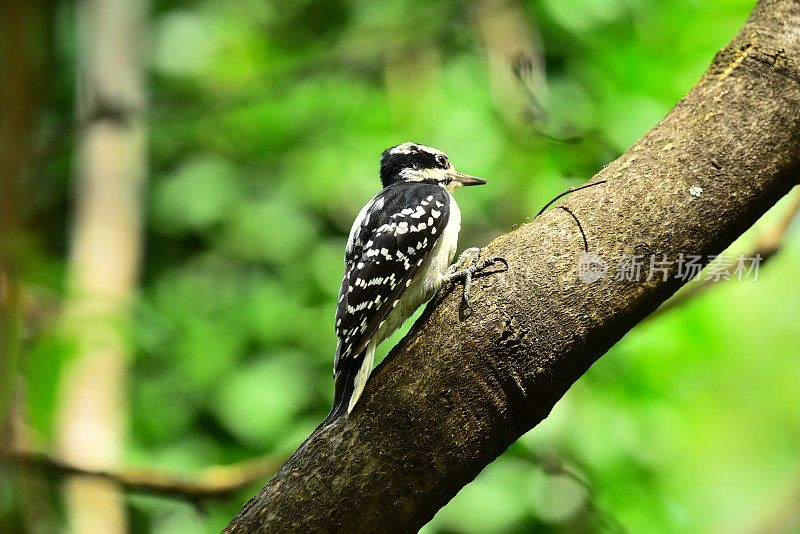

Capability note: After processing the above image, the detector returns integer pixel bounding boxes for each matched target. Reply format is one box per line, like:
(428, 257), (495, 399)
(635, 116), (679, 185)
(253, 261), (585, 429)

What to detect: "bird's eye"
(435, 154), (448, 168)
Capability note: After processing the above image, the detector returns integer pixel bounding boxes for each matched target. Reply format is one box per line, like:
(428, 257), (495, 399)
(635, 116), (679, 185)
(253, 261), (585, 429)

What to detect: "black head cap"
(379, 142), (449, 187)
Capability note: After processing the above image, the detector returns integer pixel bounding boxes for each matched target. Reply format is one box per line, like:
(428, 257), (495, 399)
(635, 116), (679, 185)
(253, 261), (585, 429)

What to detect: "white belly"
(374, 194), (461, 344)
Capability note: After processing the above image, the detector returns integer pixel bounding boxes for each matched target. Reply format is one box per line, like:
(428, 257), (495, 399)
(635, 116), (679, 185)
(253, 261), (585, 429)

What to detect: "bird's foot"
(446, 248), (508, 312)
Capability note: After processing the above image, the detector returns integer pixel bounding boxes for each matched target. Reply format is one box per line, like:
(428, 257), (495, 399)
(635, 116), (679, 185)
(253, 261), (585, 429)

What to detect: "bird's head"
(379, 142), (486, 192)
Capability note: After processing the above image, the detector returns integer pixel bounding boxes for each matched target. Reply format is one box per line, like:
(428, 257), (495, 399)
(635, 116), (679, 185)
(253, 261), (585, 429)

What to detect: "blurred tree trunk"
(0, 0), (47, 438)
(225, 0), (800, 532)
(470, 0), (546, 126)
(55, 0), (148, 532)
(1, 3), (57, 532)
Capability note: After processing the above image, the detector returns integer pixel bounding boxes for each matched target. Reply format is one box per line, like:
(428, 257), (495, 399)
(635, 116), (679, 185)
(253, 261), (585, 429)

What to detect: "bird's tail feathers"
(321, 342), (375, 427)
(323, 358), (359, 426)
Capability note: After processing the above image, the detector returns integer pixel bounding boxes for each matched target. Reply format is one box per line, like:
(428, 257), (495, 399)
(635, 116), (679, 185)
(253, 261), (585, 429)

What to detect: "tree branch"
(226, 1), (800, 531)
(0, 449), (281, 501)
(652, 188), (800, 317)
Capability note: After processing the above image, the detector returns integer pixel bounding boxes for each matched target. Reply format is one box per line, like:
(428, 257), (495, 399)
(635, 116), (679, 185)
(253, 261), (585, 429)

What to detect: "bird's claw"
(446, 249), (509, 312)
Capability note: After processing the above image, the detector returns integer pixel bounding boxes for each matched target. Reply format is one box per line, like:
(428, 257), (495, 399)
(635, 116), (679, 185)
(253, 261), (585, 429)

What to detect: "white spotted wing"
(334, 182), (450, 369)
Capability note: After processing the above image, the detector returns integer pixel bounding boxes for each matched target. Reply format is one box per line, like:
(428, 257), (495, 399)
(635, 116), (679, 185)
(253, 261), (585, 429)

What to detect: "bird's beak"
(447, 170), (486, 186)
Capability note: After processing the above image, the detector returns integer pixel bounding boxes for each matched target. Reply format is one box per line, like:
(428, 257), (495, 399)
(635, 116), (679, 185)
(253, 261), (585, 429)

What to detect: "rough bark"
(227, 1), (800, 531)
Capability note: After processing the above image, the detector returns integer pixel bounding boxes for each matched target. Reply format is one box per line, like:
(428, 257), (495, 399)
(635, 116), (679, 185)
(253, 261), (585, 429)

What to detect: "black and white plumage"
(325, 142), (490, 424)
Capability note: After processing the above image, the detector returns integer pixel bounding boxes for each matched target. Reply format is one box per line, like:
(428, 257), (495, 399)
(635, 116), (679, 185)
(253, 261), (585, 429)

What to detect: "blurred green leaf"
(219, 199), (316, 263)
(211, 354), (310, 448)
(152, 156), (242, 233)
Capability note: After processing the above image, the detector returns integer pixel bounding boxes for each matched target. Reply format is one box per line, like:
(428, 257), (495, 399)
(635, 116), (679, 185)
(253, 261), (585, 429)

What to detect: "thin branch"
(535, 180), (607, 217)
(0, 449), (281, 501)
(743, 469), (800, 533)
(558, 206), (589, 252)
(509, 448), (628, 534)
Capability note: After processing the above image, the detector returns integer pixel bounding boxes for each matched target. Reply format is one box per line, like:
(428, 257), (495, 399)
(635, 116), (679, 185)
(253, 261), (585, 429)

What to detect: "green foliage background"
(4, 0), (800, 532)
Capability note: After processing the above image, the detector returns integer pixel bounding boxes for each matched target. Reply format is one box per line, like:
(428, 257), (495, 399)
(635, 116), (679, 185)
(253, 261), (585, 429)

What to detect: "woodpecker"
(325, 142), (506, 424)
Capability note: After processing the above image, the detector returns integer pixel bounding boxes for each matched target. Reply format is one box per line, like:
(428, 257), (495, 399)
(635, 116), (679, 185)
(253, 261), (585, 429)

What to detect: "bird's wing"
(334, 182), (450, 371)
